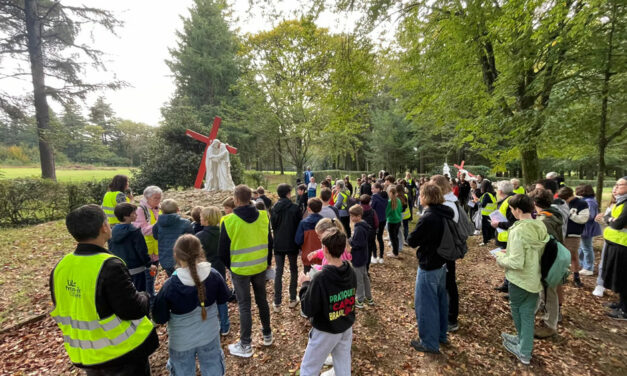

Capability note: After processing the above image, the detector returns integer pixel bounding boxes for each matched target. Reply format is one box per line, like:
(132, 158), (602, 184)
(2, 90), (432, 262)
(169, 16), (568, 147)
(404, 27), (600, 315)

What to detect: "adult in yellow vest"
(133, 185), (162, 304)
(511, 178), (526, 195)
(219, 185), (273, 358)
(478, 179), (497, 246)
(334, 179), (352, 238)
(50, 204), (158, 375)
(491, 180), (516, 293)
(597, 177), (627, 320)
(101, 175), (132, 226)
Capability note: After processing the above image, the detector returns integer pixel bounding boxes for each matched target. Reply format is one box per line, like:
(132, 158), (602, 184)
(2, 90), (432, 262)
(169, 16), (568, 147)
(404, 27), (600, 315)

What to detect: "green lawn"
(0, 166), (132, 182)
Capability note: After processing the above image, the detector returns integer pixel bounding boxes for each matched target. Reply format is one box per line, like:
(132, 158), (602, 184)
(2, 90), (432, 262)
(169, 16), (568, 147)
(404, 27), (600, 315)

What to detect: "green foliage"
(0, 178), (110, 226)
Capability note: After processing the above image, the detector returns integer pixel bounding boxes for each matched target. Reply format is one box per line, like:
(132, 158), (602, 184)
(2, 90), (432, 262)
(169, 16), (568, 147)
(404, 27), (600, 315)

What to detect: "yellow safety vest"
(101, 191), (130, 225)
(480, 193), (497, 216)
(497, 196), (511, 243)
(513, 187), (526, 195)
(337, 191), (349, 210)
(142, 205), (159, 257)
(50, 252), (154, 366)
(604, 202), (627, 247)
(223, 210), (269, 276)
(402, 194), (411, 220)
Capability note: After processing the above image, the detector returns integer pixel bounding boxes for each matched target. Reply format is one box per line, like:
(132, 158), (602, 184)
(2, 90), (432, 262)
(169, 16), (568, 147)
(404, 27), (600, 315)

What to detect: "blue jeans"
(167, 336), (225, 376)
(414, 265), (448, 351)
(578, 236), (594, 272)
(217, 303), (230, 334)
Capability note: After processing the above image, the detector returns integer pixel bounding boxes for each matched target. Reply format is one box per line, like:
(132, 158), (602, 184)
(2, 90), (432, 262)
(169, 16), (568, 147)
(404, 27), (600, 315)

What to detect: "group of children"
(102, 174), (420, 376)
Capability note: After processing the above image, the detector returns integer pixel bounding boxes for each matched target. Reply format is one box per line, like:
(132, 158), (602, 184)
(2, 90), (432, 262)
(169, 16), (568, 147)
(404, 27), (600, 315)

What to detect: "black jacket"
(270, 198), (301, 253)
(219, 205), (273, 271)
(196, 226), (226, 277)
(407, 204), (453, 270)
(49, 244), (159, 369)
(259, 194), (273, 210)
(350, 221), (371, 267)
(299, 261), (356, 333)
(109, 224), (150, 270)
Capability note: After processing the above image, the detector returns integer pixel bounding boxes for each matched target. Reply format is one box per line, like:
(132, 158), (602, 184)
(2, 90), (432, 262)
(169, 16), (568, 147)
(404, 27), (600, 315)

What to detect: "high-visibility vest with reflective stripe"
(224, 210), (269, 276)
(480, 193), (497, 216)
(143, 206), (159, 256)
(337, 191), (349, 210)
(50, 253), (154, 366)
(402, 194), (411, 220)
(604, 202), (627, 247)
(513, 187), (526, 195)
(497, 196), (511, 243)
(101, 191), (129, 225)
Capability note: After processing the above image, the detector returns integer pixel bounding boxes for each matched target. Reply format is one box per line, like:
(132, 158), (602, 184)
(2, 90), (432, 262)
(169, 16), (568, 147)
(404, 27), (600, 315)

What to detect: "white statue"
(443, 163), (451, 178)
(204, 139), (235, 191)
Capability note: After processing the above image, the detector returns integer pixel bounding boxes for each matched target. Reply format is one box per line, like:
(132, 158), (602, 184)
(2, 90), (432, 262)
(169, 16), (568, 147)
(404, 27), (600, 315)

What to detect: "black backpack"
(437, 216), (468, 261)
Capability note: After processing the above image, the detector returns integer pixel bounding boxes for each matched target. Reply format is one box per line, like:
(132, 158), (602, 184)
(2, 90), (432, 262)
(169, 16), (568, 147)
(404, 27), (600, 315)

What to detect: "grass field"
(0, 166), (132, 182)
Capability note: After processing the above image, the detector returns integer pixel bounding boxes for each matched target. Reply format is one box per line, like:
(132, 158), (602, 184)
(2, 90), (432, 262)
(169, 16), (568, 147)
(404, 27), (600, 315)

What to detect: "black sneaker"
(495, 284), (508, 293)
(410, 339), (440, 354)
(604, 301), (620, 309)
(606, 308), (627, 321)
(573, 274), (583, 288)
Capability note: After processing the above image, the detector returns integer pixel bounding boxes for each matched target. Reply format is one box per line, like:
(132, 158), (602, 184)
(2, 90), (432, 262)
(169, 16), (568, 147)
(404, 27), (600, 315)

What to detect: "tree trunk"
(596, 1), (618, 206)
(520, 146), (540, 185)
(25, 0), (56, 180)
(276, 139), (284, 175)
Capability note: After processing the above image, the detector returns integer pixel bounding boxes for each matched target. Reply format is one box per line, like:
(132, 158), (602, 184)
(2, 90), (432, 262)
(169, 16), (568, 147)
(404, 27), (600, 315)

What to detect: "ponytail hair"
(315, 217), (346, 235)
(173, 234), (208, 320)
(387, 186), (398, 210)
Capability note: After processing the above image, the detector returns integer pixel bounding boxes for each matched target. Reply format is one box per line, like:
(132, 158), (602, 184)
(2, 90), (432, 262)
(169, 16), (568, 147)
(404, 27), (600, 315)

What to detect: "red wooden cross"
(453, 160), (475, 179)
(186, 116), (238, 189)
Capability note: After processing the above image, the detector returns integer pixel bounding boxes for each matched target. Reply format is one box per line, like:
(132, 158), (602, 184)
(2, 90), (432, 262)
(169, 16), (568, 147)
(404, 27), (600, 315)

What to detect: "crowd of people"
(48, 170), (626, 375)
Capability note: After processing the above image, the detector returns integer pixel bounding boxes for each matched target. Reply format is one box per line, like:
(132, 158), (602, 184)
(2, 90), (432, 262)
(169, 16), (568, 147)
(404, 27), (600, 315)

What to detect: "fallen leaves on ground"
(0, 197), (626, 375)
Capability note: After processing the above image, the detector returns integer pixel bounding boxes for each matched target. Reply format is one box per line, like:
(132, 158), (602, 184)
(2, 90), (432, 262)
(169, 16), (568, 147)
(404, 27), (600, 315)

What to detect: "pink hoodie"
(312, 247), (352, 271)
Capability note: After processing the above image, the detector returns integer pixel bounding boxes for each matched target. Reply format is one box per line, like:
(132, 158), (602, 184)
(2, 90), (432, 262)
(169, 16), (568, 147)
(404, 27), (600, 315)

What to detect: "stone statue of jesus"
(204, 139), (235, 191)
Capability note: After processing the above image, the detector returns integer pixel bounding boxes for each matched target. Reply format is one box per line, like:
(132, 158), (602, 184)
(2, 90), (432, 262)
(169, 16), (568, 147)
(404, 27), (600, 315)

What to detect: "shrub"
(0, 177), (111, 227)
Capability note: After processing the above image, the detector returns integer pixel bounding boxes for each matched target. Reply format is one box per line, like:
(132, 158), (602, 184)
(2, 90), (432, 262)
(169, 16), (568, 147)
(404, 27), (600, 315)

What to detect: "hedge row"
(0, 178), (110, 227)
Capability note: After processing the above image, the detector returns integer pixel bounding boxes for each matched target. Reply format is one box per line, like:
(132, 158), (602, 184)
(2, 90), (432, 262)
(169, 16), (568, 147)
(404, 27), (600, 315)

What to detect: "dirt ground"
(0, 221), (626, 375)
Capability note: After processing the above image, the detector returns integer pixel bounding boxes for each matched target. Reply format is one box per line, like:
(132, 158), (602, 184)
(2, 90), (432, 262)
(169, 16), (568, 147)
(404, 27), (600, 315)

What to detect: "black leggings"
(377, 220), (387, 258)
(340, 215), (351, 238)
(446, 260), (459, 324)
(481, 215), (495, 243)
(388, 222), (401, 256)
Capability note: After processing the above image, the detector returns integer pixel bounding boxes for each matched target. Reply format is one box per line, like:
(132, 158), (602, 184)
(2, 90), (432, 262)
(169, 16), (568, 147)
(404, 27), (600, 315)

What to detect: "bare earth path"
(0, 222), (626, 375)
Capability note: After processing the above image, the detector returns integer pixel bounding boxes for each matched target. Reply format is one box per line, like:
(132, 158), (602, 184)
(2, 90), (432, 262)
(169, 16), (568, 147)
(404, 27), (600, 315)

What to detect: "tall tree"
(0, 0), (121, 180)
(166, 0), (240, 126)
(240, 18), (335, 176)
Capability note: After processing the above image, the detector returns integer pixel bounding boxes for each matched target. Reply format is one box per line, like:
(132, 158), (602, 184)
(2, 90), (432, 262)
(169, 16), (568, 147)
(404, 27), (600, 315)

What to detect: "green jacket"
(385, 198), (403, 224)
(496, 219), (548, 293)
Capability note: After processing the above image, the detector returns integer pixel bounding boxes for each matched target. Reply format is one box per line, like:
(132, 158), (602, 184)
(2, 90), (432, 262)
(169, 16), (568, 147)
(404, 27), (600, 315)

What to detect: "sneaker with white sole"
(324, 354), (333, 366)
(220, 328), (230, 336)
(378, 257), (384, 264)
(321, 368), (336, 376)
(263, 333), (274, 346)
(273, 303), (281, 313)
(579, 269), (593, 276)
(592, 285), (605, 297)
(501, 332), (519, 345)
(370, 256), (378, 265)
(502, 339), (530, 365)
(300, 309), (308, 318)
(289, 298), (299, 308)
(355, 300), (364, 308)
(228, 342), (253, 358)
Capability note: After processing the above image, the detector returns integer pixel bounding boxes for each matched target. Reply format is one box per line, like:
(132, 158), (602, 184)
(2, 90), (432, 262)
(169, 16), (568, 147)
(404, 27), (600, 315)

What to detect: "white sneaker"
(289, 298), (299, 308)
(324, 354), (333, 366)
(378, 257), (384, 264)
(579, 269), (593, 276)
(263, 333), (274, 346)
(473, 230), (481, 236)
(371, 257), (378, 265)
(321, 368), (336, 376)
(592, 285), (605, 297)
(273, 303), (281, 313)
(228, 342), (253, 358)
